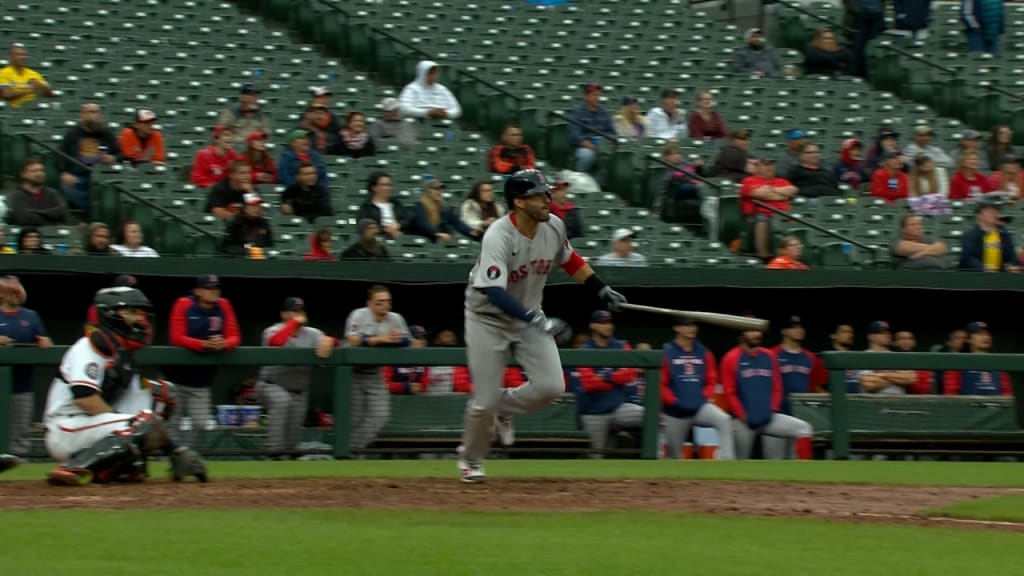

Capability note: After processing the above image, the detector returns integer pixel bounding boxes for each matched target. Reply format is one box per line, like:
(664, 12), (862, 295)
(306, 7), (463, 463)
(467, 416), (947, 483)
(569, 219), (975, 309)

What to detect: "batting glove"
(528, 311), (572, 342)
(598, 286), (627, 311)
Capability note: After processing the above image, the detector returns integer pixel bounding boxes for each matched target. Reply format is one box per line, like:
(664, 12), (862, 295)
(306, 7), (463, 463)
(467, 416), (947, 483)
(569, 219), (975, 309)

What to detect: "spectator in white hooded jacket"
(398, 60), (462, 120)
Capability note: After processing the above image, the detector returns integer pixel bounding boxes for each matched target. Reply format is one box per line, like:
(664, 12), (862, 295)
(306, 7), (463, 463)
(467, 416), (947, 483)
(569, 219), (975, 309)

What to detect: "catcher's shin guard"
(48, 435), (142, 486)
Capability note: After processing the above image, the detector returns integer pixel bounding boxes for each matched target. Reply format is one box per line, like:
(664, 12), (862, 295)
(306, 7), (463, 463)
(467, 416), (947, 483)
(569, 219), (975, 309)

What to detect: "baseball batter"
(459, 169), (626, 483)
(344, 285), (411, 452)
(43, 287), (206, 485)
(259, 297), (339, 458)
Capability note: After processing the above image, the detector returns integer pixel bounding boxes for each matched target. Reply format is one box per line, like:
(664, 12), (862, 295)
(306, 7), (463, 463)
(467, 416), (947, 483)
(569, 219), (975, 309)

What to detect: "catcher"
(43, 286), (207, 485)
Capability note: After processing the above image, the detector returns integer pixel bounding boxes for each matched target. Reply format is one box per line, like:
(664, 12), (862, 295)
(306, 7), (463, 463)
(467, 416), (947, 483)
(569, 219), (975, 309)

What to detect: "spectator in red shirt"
(740, 157), (797, 260)
(243, 131), (277, 184)
(988, 154), (1023, 199)
(190, 125), (240, 188)
(765, 235), (809, 269)
(687, 90), (728, 140)
(869, 150), (909, 203)
(950, 149), (995, 200)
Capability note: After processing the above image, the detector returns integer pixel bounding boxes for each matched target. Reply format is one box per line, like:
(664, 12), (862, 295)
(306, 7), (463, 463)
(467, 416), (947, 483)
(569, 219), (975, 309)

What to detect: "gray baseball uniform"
(344, 307), (410, 450)
(461, 214), (576, 463)
(663, 403), (735, 460)
(258, 321), (326, 454)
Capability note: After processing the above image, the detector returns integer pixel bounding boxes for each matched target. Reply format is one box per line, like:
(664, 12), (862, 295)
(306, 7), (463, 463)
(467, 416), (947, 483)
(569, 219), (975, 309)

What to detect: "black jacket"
(959, 224), (1015, 271)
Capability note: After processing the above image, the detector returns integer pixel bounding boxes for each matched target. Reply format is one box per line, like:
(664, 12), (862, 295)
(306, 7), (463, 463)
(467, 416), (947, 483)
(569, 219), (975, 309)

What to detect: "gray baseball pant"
(732, 414), (812, 459)
(350, 371), (390, 450)
(663, 403), (736, 460)
(257, 382), (307, 454)
(169, 385), (212, 449)
(761, 436), (797, 459)
(9, 392), (33, 455)
(579, 403), (644, 458)
(462, 316), (564, 463)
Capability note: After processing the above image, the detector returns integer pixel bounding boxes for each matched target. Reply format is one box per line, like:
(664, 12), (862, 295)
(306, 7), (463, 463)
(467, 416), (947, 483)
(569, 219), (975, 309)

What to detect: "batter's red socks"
(795, 437), (813, 460)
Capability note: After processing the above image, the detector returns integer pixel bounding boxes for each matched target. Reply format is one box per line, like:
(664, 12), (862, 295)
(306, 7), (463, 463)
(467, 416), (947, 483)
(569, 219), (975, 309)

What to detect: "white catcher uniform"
(43, 337), (153, 463)
(460, 213), (579, 463)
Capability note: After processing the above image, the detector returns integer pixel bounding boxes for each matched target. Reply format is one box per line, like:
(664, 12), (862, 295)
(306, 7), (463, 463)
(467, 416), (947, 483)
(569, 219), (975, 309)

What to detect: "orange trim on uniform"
(58, 416), (133, 433)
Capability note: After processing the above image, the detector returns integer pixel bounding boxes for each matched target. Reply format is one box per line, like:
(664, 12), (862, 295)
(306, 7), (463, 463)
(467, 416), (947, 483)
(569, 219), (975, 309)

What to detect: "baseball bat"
(618, 303), (770, 331)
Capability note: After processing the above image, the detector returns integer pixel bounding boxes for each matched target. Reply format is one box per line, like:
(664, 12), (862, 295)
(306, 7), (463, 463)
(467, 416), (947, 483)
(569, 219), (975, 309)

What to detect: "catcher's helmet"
(94, 286), (153, 345)
(504, 169), (552, 208)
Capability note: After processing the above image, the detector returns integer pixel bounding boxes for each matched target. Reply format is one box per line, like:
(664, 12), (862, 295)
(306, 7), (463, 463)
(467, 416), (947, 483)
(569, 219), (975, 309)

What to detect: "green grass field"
(4, 460), (1023, 575)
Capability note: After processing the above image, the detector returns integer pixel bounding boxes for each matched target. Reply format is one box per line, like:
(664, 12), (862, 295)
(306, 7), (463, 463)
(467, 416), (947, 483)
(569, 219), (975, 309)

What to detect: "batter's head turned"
(504, 169), (552, 214)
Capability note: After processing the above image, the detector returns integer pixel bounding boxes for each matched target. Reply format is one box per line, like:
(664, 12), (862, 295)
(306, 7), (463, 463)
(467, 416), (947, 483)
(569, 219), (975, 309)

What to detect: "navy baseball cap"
(196, 274), (220, 288)
(966, 321), (990, 334)
(113, 274), (137, 287)
(410, 325), (428, 339)
(591, 310), (613, 323)
(240, 83), (260, 94)
(281, 297), (305, 311)
(779, 315), (803, 329)
(867, 320), (891, 334)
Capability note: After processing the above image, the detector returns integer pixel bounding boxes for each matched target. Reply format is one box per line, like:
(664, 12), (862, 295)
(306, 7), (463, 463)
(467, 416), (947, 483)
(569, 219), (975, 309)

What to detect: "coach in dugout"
(258, 297), (339, 459)
(165, 274), (241, 447)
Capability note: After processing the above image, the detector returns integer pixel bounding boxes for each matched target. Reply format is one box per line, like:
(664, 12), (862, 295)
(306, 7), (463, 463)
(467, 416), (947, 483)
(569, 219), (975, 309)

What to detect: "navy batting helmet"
(504, 169), (552, 208)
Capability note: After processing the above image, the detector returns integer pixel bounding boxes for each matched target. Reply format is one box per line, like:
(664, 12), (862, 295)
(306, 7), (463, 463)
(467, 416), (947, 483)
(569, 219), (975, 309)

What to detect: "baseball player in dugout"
(344, 285), (411, 452)
(459, 168), (626, 483)
(259, 297), (340, 459)
(43, 287), (207, 486)
(165, 274), (241, 448)
(0, 276), (52, 461)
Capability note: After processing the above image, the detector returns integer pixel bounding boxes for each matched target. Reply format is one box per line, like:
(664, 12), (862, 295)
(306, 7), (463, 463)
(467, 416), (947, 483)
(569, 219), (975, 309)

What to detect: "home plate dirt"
(0, 478), (1020, 530)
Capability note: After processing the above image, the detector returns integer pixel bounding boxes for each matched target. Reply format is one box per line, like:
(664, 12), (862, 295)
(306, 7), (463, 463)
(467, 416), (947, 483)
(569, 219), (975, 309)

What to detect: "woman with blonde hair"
(613, 96), (647, 139)
(950, 150), (995, 200)
(909, 155), (949, 197)
(408, 180), (477, 243)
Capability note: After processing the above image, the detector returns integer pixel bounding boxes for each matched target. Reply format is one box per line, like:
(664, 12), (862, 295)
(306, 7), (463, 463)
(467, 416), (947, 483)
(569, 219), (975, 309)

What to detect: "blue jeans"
(966, 29), (999, 54)
(574, 146), (597, 173)
(61, 174), (91, 216)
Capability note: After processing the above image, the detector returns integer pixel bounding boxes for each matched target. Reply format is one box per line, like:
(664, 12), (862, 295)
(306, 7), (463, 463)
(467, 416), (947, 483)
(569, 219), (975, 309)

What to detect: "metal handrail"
(646, 153), (724, 195)
(21, 134), (219, 240)
(545, 110), (619, 147)
(753, 198), (879, 258)
(772, 0), (854, 35)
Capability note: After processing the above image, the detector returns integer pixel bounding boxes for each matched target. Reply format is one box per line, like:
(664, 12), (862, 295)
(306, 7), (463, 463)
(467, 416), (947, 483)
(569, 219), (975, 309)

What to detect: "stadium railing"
(0, 346), (663, 459)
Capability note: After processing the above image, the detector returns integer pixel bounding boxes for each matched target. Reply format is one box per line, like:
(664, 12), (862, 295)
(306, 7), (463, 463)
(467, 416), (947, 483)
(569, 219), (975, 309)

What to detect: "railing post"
(0, 367), (11, 453)
(828, 369), (850, 460)
(642, 368), (661, 459)
(333, 365), (353, 459)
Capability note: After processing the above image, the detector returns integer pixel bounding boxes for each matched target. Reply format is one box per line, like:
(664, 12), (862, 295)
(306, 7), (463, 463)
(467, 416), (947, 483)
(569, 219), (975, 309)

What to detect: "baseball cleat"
(456, 446), (486, 484)
(495, 415), (515, 446)
(0, 453), (20, 473)
(46, 467), (93, 486)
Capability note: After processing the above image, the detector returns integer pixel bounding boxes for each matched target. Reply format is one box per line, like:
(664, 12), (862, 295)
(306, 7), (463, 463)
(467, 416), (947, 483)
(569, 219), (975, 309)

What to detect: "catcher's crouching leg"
(131, 409), (207, 483)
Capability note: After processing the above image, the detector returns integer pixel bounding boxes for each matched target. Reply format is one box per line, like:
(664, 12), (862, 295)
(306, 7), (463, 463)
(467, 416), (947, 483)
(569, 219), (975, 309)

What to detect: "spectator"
(0, 45), (53, 107)
(569, 83), (615, 173)
(893, 0), (933, 40)
(408, 180), (476, 243)
(280, 163), (333, 223)
(398, 60), (461, 120)
(166, 274), (241, 448)
(656, 144), (704, 231)
(7, 157), (67, 226)
(336, 111), (376, 158)
(865, 128), (902, 172)
(869, 150), (909, 203)
(118, 109), (165, 165)
(962, 0), (1004, 55)
(613, 95), (647, 139)
(802, 27), (851, 77)
(776, 130), (807, 179)
(890, 213), (949, 270)
(301, 87), (342, 154)
(985, 125), (1014, 170)
(765, 235), (809, 269)
(303, 228), (336, 262)
(596, 228), (647, 267)
(843, 0), (886, 77)
(644, 88), (687, 141)
(460, 181), (507, 236)
(58, 103), (121, 215)
(222, 193), (273, 257)
(81, 222), (114, 255)
(959, 201), (1018, 271)
(0, 276), (51, 455)
(909, 154), (950, 198)
(788, 142), (840, 197)
(712, 129), (755, 181)
(278, 130), (328, 187)
(218, 83), (271, 145)
(833, 138), (869, 189)
(205, 161), (253, 220)
(356, 171), (409, 239)
(243, 132), (277, 185)
(488, 123), (536, 174)
(730, 28), (782, 77)
(371, 97), (417, 147)
(111, 219), (159, 257)
(190, 125), (240, 188)
(949, 150), (995, 200)
(943, 321), (1012, 395)
(16, 227), (48, 255)
(989, 154), (1023, 198)
(740, 158), (797, 260)
(903, 125), (954, 170)
(341, 218), (390, 261)
(951, 129), (990, 172)
(549, 182), (584, 239)
(687, 90), (727, 141)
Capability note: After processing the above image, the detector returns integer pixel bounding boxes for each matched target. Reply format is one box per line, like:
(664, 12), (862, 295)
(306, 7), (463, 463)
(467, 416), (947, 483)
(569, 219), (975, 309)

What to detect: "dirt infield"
(1, 477), (1021, 530)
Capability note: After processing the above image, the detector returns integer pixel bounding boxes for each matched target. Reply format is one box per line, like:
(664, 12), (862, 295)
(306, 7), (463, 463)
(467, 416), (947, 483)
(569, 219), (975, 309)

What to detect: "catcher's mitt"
(169, 447), (207, 483)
